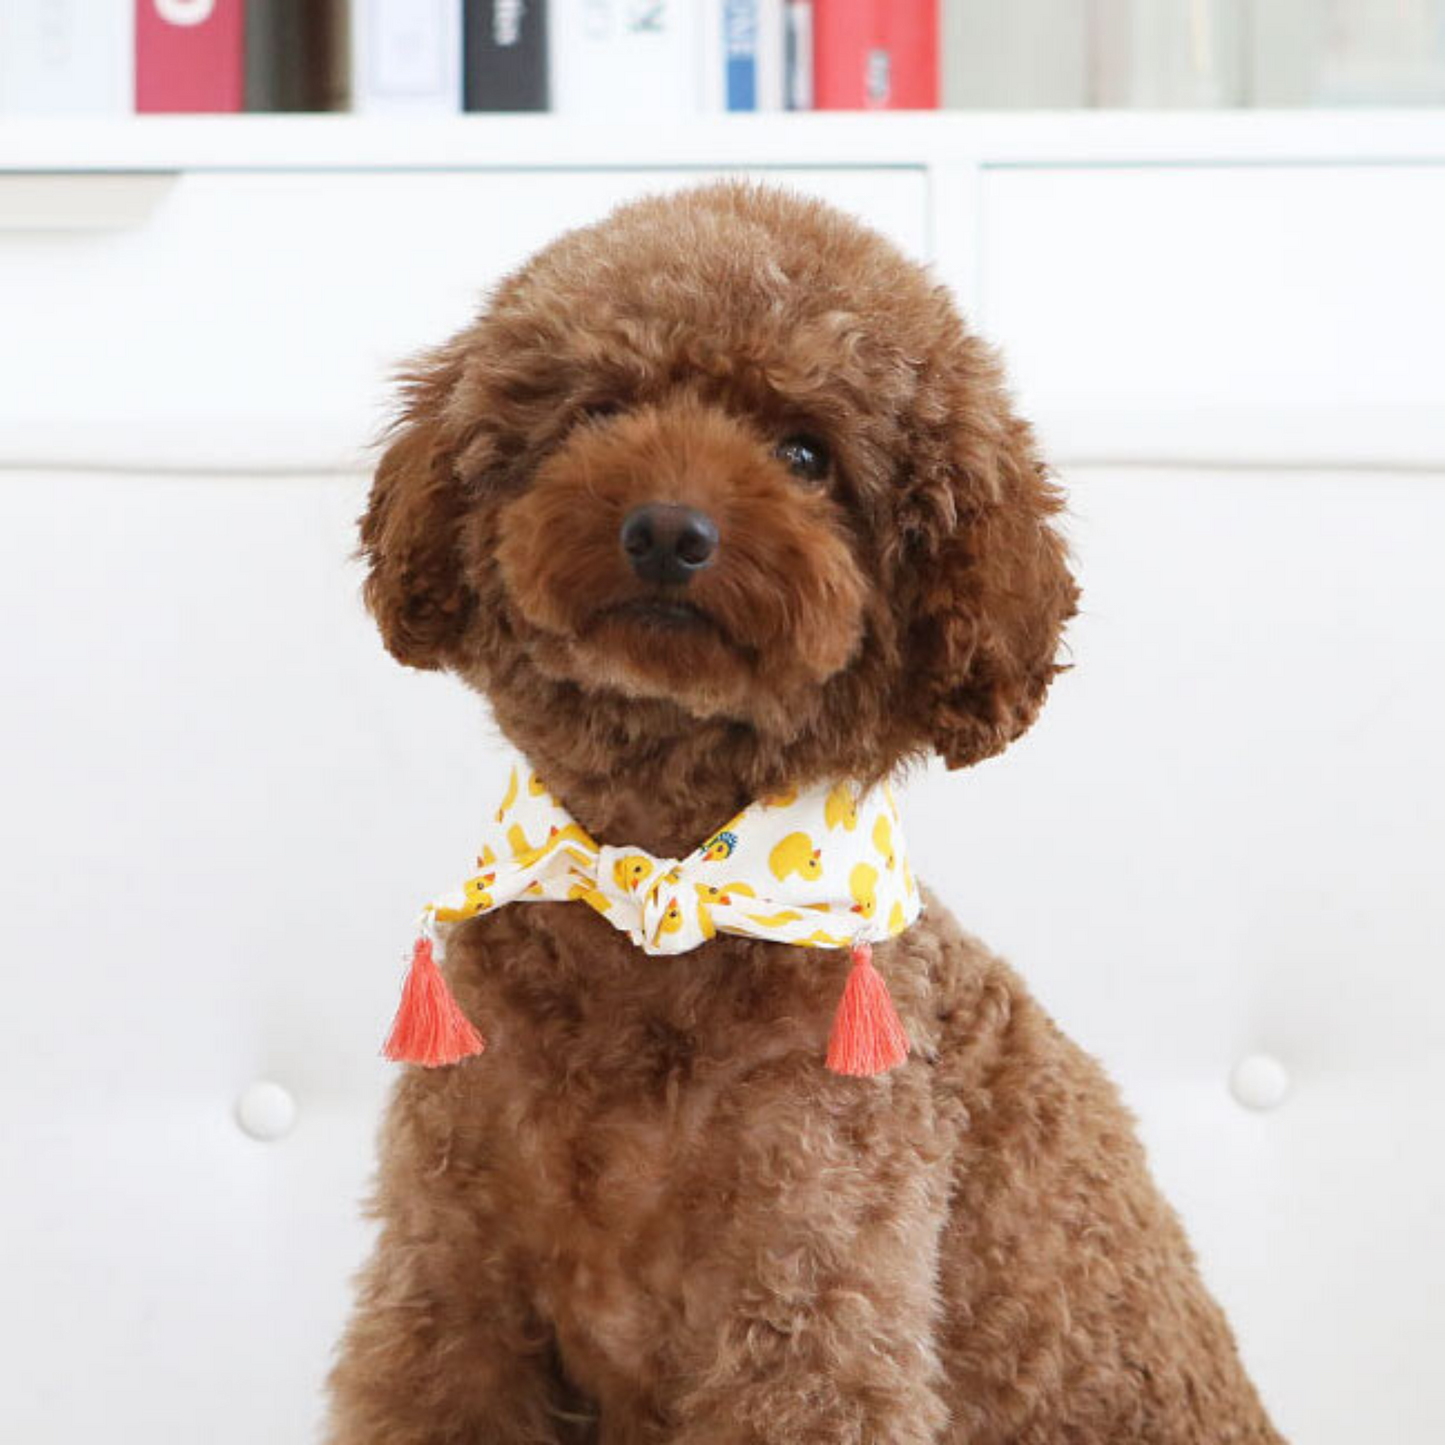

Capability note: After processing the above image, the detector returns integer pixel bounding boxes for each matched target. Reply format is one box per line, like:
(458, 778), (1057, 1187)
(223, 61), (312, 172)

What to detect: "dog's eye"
(775, 434), (830, 485)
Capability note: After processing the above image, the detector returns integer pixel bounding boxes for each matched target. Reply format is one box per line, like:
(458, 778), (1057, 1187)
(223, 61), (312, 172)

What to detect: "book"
(1249, 0), (1445, 106)
(245, 0), (348, 111)
(0, 0), (134, 112)
(351, 0), (462, 114)
(701, 0), (785, 111)
(135, 0), (246, 113)
(550, 0), (703, 118)
(813, 0), (938, 110)
(464, 0), (548, 111)
(785, 0), (813, 109)
(940, 0), (1087, 109)
(1091, 0), (1244, 108)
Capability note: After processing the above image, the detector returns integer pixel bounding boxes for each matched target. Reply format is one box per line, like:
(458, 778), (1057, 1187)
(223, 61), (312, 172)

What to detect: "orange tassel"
(383, 936), (485, 1068)
(826, 942), (909, 1077)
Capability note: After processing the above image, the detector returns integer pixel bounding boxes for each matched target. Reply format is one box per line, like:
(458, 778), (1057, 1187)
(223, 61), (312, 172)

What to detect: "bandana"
(383, 762), (923, 1077)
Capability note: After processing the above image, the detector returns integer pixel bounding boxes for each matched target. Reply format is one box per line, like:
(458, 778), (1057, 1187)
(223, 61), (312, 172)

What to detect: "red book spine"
(135, 0), (246, 113)
(814, 0), (937, 110)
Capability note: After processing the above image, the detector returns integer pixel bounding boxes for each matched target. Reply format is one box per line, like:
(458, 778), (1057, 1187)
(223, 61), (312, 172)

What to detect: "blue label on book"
(725, 0), (758, 111)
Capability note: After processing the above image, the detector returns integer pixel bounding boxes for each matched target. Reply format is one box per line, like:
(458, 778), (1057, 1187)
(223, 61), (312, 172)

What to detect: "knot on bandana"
(383, 762), (923, 1077)
(592, 845), (690, 951)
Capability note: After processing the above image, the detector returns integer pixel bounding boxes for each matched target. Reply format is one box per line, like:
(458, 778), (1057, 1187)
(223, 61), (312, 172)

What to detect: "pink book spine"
(135, 0), (245, 114)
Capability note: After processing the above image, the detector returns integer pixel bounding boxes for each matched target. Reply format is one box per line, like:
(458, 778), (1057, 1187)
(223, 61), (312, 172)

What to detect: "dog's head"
(359, 183), (1076, 795)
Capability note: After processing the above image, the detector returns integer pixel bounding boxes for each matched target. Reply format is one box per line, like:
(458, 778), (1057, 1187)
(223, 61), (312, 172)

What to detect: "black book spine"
(464, 0), (549, 111)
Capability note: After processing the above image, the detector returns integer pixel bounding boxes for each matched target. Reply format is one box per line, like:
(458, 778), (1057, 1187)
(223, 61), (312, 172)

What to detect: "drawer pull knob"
(0, 173), (177, 232)
(235, 1080), (297, 1141)
(1229, 1054), (1290, 1112)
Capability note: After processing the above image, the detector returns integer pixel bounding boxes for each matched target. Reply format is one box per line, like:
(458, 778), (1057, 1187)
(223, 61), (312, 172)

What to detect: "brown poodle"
(327, 182), (1284, 1444)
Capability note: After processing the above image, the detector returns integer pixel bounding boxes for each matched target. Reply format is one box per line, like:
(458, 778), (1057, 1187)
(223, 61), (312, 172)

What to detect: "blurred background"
(6, 0), (1445, 112)
(1, 3), (1443, 1444)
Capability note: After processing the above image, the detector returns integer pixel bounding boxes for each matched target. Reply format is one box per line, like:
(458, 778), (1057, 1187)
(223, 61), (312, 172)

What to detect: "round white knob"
(1229, 1054), (1290, 1112)
(235, 1080), (297, 1141)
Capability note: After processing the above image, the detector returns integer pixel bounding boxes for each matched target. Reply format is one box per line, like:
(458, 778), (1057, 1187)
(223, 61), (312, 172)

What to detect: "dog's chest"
(511, 1066), (733, 1411)
(470, 911), (837, 1408)
(485, 930), (826, 1404)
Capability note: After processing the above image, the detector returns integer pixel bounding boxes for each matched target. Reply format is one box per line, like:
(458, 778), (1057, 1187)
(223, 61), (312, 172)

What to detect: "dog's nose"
(619, 504), (719, 586)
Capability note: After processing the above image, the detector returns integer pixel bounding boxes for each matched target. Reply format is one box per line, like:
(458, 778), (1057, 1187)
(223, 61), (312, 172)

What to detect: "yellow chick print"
(613, 854), (655, 893)
(745, 909), (804, 928)
(658, 865), (683, 891)
(527, 772), (550, 798)
(888, 900), (907, 936)
(495, 767), (519, 823)
(547, 823), (595, 854)
(798, 927), (852, 948)
(824, 783), (859, 831)
(903, 857), (916, 899)
(702, 829), (739, 863)
(872, 813), (896, 871)
(508, 821), (595, 867)
(695, 881), (756, 939)
(568, 882), (612, 915)
(849, 861), (879, 920)
(762, 785), (798, 808)
(432, 873), (496, 923)
(770, 832), (823, 882)
(653, 895), (685, 944)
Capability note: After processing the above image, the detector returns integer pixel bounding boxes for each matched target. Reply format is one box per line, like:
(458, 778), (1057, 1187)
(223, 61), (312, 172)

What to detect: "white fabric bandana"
(383, 760), (923, 1076)
(427, 763), (920, 954)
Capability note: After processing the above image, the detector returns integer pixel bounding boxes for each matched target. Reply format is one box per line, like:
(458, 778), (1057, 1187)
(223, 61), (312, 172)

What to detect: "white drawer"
(978, 164), (1445, 467)
(0, 467), (495, 1443)
(911, 463), (1445, 1445)
(0, 166), (927, 472)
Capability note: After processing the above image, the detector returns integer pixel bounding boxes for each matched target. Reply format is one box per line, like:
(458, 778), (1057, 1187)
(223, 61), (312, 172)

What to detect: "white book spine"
(784, 0), (812, 110)
(351, 0), (464, 114)
(755, 0), (785, 111)
(550, 0), (704, 118)
(699, 0), (724, 112)
(0, 0), (134, 113)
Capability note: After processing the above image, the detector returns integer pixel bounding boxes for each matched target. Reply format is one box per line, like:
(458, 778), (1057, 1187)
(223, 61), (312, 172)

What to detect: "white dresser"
(2, 113), (1442, 1444)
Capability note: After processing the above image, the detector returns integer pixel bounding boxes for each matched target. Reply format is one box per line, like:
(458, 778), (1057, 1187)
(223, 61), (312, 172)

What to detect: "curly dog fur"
(328, 182), (1284, 1444)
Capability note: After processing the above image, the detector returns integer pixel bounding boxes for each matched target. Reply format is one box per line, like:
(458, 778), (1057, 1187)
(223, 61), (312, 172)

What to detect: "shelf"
(2, 110), (1445, 173)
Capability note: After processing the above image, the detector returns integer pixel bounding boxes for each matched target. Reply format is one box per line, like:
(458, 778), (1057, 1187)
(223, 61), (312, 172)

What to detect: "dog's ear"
(904, 341), (1078, 770)
(357, 343), (475, 671)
